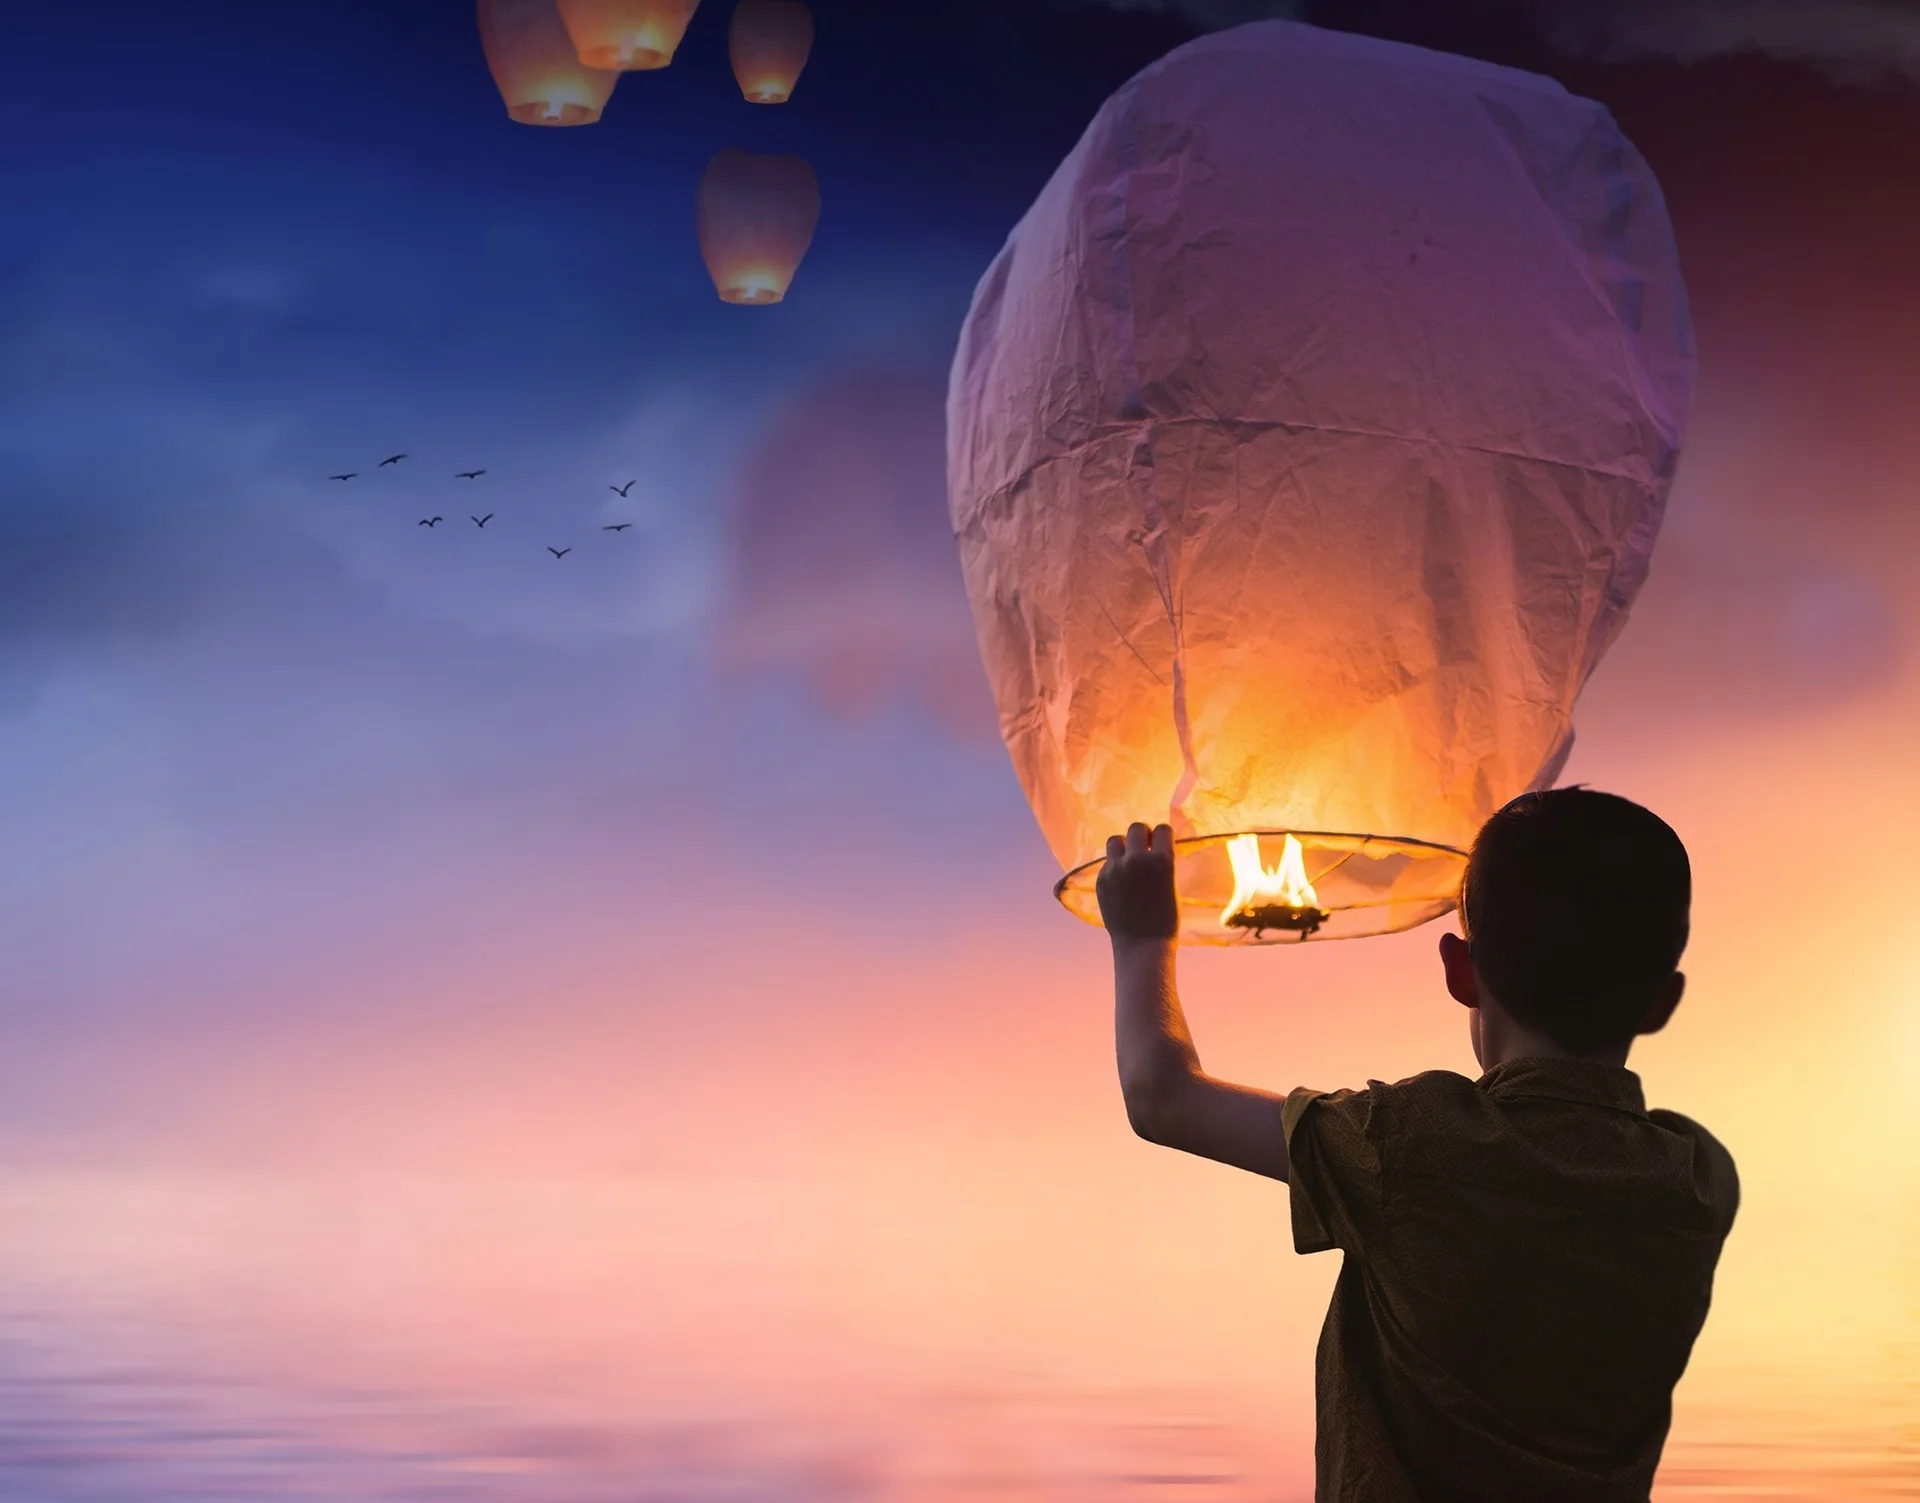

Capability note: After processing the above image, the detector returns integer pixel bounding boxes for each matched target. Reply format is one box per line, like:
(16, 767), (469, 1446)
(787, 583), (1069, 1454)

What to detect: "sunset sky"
(0, 1), (1915, 1497)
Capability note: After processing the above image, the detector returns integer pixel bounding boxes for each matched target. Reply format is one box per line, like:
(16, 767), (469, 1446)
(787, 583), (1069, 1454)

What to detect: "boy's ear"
(1636, 971), (1686, 1036)
(1438, 932), (1479, 1008)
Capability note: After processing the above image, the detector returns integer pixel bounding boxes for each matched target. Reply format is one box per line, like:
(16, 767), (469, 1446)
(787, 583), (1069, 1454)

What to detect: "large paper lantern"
(697, 150), (820, 304)
(729, 0), (813, 103)
(945, 19), (1696, 946)
(477, 0), (619, 126)
(555, 0), (700, 70)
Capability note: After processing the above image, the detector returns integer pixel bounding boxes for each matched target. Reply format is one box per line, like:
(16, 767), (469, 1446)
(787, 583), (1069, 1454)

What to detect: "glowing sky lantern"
(697, 150), (820, 304)
(945, 20), (1697, 945)
(555, 0), (700, 70)
(729, 0), (813, 103)
(477, 0), (619, 126)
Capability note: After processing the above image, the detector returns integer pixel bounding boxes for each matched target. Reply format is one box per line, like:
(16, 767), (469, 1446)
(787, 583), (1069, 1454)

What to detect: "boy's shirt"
(1282, 1056), (1739, 1503)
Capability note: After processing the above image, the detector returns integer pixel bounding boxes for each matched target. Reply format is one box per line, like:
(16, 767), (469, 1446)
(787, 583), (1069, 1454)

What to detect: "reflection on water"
(1, 1312), (1913, 1502)
(0, 1324), (855, 1502)
(0, 1314), (1285, 1502)
(1658, 1381), (1920, 1501)
(0, 1169), (1913, 1502)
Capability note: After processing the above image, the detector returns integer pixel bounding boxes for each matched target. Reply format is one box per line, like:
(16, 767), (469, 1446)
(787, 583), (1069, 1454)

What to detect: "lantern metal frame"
(1054, 828), (1469, 946)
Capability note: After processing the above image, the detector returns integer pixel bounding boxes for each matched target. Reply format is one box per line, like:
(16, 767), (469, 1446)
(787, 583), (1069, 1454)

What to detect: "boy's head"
(1444, 786), (1691, 1060)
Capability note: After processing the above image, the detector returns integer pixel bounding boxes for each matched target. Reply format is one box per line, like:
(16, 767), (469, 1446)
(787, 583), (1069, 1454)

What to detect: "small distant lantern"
(729, 0), (813, 104)
(697, 150), (821, 304)
(477, 0), (620, 126)
(555, 0), (701, 70)
(946, 20), (1697, 946)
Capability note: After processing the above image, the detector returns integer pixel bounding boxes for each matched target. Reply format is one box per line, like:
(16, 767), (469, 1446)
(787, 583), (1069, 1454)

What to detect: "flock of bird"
(326, 453), (638, 559)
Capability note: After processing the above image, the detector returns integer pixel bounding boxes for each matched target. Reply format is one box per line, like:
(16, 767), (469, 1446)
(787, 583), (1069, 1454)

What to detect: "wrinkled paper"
(946, 19), (1696, 876)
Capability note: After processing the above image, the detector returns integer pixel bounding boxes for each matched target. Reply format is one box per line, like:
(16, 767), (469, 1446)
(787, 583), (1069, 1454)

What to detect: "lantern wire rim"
(1053, 828), (1470, 942)
(1052, 827), (1470, 903)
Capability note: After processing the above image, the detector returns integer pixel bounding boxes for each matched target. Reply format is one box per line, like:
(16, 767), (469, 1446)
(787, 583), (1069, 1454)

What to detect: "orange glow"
(728, 0), (813, 104)
(697, 149), (820, 305)
(1222, 832), (1322, 929)
(554, 0), (700, 70)
(477, 0), (620, 125)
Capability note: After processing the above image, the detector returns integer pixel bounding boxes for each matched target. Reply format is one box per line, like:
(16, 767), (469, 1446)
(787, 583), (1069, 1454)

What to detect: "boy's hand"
(1096, 822), (1179, 943)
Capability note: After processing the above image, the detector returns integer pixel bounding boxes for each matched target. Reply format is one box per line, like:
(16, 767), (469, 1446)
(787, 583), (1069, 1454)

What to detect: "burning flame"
(1222, 832), (1321, 925)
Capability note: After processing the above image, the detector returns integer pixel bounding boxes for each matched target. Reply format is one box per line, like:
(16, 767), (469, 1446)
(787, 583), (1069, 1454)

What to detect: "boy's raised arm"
(1101, 823), (1292, 1182)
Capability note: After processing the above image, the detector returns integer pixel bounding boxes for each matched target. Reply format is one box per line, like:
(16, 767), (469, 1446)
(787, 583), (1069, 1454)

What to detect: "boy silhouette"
(1099, 788), (1739, 1503)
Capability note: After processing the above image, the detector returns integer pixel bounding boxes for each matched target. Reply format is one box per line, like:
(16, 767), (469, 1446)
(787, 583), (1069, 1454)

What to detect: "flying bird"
(456, 469), (486, 479)
(548, 546), (571, 559)
(419, 516), (443, 527)
(379, 453), (408, 466)
(603, 523), (632, 531)
(471, 513), (493, 528)
(610, 480), (636, 497)
(328, 473), (357, 481)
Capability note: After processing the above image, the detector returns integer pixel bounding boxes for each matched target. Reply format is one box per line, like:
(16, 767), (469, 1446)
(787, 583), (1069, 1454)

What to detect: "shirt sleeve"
(1282, 1084), (1385, 1257)
(1649, 1107), (1742, 1240)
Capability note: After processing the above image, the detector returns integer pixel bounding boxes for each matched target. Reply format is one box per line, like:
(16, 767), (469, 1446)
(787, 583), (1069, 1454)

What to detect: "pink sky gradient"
(0, 37), (1914, 1503)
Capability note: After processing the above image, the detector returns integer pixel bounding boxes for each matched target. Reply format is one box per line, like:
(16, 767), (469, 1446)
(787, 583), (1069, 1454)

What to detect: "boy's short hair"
(1460, 787), (1691, 1054)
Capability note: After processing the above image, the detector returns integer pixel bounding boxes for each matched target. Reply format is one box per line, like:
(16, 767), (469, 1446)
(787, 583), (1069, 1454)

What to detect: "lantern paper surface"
(945, 20), (1696, 945)
(729, 0), (813, 103)
(556, 0), (700, 70)
(697, 150), (820, 304)
(478, 0), (619, 126)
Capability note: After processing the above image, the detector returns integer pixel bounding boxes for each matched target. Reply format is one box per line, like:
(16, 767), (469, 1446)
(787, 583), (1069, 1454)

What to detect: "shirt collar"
(1476, 1055), (1647, 1114)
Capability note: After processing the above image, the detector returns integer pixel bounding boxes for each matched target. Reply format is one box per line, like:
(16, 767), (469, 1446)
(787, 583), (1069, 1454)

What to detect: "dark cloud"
(716, 363), (998, 743)
(0, 166), (363, 708)
(0, 149), (740, 715)
(0, 432), (259, 715)
(1051, 0), (1306, 25)
(1532, 0), (1920, 80)
(1056, 0), (1920, 81)
(0, 481), (214, 654)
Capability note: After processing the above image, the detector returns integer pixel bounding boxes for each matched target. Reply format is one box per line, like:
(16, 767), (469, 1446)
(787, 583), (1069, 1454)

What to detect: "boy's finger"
(1126, 821), (1150, 855)
(1106, 833), (1126, 864)
(1150, 823), (1174, 857)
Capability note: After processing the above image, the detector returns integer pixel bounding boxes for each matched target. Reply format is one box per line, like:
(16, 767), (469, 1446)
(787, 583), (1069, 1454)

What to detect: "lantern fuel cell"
(947, 20), (1697, 946)
(477, 0), (620, 126)
(698, 150), (820, 304)
(556, 0), (701, 70)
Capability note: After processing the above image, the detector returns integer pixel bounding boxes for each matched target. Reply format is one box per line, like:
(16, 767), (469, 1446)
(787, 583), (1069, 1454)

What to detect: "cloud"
(704, 349), (1909, 756)
(283, 383), (735, 651)
(1530, 0), (1920, 79)
(1049, 0), (1305, 25)
(715, 361), (999, 742)
(1055, 0), (1920, 81)
(0, 148), (763, 707)
(0, 328), (283, 713)
(0, 471), (218, 661)
(1590, 520), (1906, 721)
